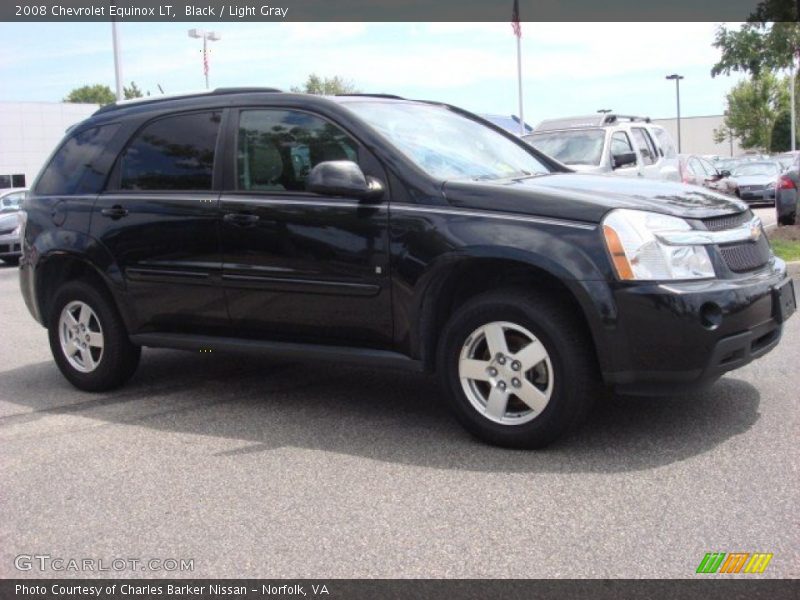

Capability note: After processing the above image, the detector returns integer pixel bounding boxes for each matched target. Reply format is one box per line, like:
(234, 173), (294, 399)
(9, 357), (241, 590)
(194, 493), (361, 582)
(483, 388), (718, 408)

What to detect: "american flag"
(511, 0), (521, 38)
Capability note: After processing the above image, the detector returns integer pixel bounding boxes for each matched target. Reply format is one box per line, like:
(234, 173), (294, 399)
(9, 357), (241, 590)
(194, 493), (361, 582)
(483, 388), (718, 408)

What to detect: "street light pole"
(111, 20), (123, 100)
(666, 74), (684, 153)
(188, 28), (221, 89)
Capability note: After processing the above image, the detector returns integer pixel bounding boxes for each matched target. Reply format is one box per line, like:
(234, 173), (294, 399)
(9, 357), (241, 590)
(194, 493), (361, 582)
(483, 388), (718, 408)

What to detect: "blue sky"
(0, 22), (747, 123)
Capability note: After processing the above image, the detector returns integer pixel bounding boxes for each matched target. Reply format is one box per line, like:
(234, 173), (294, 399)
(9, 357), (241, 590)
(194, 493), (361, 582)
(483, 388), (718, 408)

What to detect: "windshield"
(732, 162), (780, 177)
(523, 129), (605, 166)
(342, 101), (551, 181)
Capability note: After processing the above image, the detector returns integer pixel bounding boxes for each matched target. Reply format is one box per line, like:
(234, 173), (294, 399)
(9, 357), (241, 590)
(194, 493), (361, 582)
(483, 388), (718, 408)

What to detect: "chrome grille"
(719, 236), (771, 273)
(702, 211), (752, 232)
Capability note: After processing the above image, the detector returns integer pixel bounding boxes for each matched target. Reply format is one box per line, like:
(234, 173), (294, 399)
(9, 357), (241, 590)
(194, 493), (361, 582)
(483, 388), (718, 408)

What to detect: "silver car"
(0, 188), (26, 266)
(522, 114), (680, 182)
(729, 162), (782, 206)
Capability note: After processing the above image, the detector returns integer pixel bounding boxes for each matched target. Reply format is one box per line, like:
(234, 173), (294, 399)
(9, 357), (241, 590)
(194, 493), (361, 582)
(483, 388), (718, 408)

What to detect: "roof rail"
(603, 114), (651, 124)
(94, 87), (283, 115)
(335, 93), (406, 100)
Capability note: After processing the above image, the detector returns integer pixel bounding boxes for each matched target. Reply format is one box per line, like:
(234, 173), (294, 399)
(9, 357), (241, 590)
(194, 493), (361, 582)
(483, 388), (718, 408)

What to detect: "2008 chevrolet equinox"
(17, 88), (796, 447)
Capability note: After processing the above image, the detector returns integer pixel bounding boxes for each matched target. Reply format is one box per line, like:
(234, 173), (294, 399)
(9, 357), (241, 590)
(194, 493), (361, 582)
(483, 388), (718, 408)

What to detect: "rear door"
(630, 127), (661, 179)
(217, 107), (392, 347)
(92, 110), (228, 334)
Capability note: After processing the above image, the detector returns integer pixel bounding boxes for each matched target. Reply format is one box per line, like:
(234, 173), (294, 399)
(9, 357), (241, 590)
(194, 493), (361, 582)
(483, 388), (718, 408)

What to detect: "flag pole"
(516, 33), (524, 135)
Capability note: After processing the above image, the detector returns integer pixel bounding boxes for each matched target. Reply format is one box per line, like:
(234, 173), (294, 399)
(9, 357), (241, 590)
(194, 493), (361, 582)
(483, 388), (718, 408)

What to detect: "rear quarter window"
(35, 123), (120, 195)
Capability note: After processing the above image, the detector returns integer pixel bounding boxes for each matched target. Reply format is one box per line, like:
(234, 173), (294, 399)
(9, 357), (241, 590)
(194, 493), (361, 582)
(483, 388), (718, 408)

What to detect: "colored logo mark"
(696, 552), (773, 574)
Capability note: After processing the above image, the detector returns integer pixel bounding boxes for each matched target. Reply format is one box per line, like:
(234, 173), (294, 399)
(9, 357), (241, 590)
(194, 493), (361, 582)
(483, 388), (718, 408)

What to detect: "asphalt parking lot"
(0, 257), (797, 579)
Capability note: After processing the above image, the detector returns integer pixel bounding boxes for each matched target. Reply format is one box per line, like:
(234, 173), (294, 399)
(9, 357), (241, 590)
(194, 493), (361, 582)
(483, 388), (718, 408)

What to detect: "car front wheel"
(437, 289), (597, 448)
(48, 280), (141, 392)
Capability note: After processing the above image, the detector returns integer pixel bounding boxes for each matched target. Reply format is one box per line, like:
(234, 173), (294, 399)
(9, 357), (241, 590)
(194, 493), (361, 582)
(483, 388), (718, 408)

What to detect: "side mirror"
(612, 151), (637, 169)
(720, 170), (731, 178)
(307, 160), (384, 200)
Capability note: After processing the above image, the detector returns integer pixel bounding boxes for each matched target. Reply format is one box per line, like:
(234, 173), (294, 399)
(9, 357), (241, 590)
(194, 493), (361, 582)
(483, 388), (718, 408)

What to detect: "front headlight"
(602, 209), (715, 280)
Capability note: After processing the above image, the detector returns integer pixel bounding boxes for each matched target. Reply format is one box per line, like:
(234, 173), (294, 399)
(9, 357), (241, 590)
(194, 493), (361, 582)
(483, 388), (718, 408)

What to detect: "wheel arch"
(410, 248), (616, 373)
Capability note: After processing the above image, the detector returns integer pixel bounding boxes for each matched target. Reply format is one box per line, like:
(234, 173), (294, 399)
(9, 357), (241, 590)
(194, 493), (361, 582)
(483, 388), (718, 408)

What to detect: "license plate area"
(773, 280), (797, 323)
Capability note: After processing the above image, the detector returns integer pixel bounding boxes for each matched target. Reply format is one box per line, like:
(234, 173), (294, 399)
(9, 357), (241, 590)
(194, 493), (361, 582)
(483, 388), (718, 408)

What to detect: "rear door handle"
(100, 205), (128, 219)
(223, 213), (260, 226)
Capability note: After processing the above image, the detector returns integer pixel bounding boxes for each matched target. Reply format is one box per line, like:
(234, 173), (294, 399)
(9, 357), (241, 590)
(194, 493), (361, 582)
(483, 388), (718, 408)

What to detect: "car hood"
(733, 175), (776, 186)
(0, 212), (19, 231)
(442, 172), (747, 223)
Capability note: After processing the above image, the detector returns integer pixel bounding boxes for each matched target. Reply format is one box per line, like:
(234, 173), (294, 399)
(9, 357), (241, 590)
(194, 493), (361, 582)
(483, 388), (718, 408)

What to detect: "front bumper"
(601, 259), (794, 394)
(739, 188), (776, 203)
(0, 232), (21, 258)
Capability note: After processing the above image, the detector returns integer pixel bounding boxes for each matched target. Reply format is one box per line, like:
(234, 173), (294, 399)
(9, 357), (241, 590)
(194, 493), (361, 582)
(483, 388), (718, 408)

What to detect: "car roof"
(534, 114), (652, 132)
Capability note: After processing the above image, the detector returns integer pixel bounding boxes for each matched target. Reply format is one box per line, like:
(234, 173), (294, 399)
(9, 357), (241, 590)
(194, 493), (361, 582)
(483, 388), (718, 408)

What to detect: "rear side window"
(35, 124), (120, 195)
(651, 127), (677, 159)
(120, 111), (221, 191)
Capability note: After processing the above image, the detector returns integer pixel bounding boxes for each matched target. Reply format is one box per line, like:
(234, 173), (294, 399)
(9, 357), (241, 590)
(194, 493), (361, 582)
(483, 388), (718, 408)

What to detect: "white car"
(0, 188), (26, 265)
(523, 114), (680, 182)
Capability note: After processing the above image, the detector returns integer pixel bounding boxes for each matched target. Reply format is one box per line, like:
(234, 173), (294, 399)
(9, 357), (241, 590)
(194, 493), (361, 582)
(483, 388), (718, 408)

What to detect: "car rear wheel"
(437, 289), (598, 448)
(48, 280), (141, 391)
(778, 212), (796, 226)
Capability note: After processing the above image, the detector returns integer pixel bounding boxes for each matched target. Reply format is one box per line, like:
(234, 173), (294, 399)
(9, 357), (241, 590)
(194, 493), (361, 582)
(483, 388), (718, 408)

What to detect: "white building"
(0, 102), (98, 189)
(651, 114), (743, 158)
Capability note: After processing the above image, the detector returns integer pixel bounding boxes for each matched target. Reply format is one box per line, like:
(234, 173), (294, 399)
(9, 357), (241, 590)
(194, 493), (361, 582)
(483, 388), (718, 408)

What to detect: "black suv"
(18, 89), (796, 448)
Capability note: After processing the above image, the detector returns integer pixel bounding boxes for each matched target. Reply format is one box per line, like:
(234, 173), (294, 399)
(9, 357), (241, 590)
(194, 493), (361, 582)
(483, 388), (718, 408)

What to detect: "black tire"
(778, 213), (796, 226)
(436, 289), (598, 449)
(1, 256), (20, 266)
(48, 280), (141, 392)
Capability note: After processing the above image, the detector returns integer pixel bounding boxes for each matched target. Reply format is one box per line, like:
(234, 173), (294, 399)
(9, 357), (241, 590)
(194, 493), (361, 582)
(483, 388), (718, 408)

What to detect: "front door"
(218, 107), (392, 347)
(91, 110), (228, 334)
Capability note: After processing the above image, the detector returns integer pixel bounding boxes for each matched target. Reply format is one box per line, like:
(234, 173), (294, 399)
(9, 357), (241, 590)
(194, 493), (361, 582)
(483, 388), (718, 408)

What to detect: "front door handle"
(100, 205), (128, 219)
(223, 213), (260, 226)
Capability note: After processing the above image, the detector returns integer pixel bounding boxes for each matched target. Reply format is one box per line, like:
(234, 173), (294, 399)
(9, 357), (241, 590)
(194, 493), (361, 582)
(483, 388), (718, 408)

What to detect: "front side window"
(346, 101), (550, 180)
(524, 129), (606, 166)
(120, 111), (221, 191)
(609, 132), (634, 157)
(631, 128), (655, 165)
(237, 110), (358, 192)
(36, 124), (120, 195)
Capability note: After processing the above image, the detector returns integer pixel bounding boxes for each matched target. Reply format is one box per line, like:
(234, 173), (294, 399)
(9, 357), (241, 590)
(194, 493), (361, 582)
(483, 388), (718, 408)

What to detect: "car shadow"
(0, 350), (761, 474)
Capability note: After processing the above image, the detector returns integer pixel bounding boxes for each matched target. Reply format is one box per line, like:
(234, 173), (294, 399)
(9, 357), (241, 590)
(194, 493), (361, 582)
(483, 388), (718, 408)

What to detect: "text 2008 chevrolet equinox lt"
(18, 89), (796, 448)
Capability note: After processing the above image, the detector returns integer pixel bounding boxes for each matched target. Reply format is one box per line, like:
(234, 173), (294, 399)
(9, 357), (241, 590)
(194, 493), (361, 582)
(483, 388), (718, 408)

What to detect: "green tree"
(711, 2), (800, 78)
(719, 73), (789, 150)
(290, 74), (359, 95)
(64, 84), (115, 106)
(770, 109), (792, 152)
(123, 81), (144, 99)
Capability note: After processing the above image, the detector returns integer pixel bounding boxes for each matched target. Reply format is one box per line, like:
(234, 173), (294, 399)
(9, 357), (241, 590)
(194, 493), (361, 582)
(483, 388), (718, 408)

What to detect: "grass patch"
(768, 223), (800, 262)
(770, 238), (800, 262)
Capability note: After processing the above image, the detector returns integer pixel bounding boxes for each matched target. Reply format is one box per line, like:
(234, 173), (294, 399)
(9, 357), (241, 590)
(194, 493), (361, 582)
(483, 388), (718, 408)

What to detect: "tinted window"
(610, 132), (634, 157)
(631, 128), (655, 165)
(36, 124), (120, 195)
(237, 110), (358, 192)
(120, 112), (220, 191)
